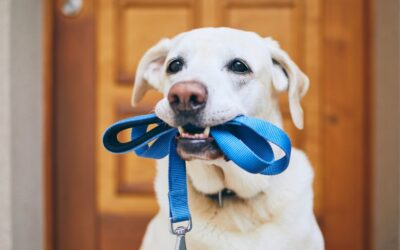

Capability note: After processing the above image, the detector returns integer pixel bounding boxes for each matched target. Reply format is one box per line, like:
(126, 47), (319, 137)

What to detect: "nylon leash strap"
(102, 113), (291, 242)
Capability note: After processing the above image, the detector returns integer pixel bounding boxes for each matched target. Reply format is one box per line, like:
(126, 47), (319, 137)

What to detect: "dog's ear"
(265, 37), (309, 129)
(132, 38), (171, 106)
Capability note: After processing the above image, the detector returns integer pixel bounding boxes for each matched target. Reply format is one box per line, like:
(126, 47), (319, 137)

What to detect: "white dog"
(132, 27), (324, 250)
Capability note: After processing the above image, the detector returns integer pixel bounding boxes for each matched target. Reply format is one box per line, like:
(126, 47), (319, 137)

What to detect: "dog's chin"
(176, 137), (223, 161)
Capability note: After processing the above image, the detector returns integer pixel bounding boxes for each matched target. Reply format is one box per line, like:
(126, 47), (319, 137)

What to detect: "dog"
(132, 27), (324, 250)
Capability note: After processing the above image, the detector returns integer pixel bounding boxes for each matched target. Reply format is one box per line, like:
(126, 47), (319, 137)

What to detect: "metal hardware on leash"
(218, 190), (223, 208)
(174, 228), (187, 250)
(170, 218), (192, 250)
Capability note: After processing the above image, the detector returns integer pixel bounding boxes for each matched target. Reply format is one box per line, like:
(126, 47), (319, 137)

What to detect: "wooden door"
(52, 0), (371, 249)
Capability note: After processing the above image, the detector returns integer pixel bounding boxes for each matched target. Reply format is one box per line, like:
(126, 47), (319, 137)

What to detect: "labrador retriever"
(132, 27), (324, 250)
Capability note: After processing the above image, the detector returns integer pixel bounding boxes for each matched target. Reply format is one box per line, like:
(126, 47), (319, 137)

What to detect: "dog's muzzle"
(168, 81), (220, 160)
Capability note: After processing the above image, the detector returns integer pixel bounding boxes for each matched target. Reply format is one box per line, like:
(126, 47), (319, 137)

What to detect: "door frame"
(44, 0), (374, 249)
(45, 0), (97, 250)
(321, 0), (374, 248)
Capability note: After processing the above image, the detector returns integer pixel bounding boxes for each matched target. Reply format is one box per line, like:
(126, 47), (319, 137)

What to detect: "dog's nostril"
(189, 94), (203, 106)
(189, 95), (197, 104)
(171, 94), (180, 105)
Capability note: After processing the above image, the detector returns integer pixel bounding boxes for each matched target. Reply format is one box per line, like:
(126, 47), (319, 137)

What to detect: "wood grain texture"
(224, 0), (294, 7)
(99, 214), (154, 250)
(322, 0), (370, 248)
(53, 0), (97, 249)
(115, 0), (200, 84)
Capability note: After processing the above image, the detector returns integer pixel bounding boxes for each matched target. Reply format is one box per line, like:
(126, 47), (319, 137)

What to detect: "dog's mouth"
(176, 124), (223, 160)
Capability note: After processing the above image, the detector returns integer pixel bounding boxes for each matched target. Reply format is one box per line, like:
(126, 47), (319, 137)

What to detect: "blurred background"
(0, 0), (398, 250)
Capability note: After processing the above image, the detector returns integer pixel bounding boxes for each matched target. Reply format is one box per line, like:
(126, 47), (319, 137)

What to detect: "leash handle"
(103, 114), (176, 158)
(103, 113), (191, 223)
(103, 114), (166, 153)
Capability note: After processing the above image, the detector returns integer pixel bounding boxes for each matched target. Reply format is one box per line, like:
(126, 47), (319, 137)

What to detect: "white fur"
(133, 27), (324, 250)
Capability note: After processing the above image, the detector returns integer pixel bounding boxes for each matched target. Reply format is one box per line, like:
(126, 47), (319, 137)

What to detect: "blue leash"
(102, 113), (291, 232)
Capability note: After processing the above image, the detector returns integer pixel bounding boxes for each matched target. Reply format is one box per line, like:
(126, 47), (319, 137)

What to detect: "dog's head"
(133, 28), (308, 161)
(132, 28), (309, 210)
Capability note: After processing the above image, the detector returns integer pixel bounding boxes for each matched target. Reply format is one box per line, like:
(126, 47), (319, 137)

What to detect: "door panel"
(116, 1), (201, 84)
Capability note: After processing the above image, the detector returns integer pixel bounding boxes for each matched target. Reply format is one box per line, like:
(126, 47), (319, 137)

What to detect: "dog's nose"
(167, 81), (207, 114)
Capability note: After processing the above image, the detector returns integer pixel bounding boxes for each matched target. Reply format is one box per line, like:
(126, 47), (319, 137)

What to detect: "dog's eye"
(167, 58), (184, 74)
(228, 59), (251, 74)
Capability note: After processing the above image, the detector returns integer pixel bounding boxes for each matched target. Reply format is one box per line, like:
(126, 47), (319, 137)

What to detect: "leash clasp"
(170, 218), (192, 250)
(169, 217), (192, 235)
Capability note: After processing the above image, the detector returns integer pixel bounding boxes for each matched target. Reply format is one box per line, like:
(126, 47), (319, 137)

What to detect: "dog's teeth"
(178, 126), (211, 139)
(204, 127), (210, 137)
